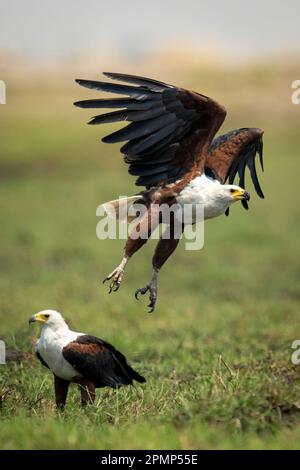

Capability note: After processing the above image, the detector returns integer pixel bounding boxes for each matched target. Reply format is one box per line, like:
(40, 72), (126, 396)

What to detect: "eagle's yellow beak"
(29, 312), (48, 324)
(232, 189), (250, 201)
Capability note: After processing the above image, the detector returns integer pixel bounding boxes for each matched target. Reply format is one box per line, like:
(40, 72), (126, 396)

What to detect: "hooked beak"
(28, 313), (46, 325)
(233, 189), (250, 201)
(243, 191), (250, 201)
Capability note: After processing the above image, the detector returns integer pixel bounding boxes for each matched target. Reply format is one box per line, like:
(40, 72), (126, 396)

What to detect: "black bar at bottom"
(0, 449), (292, 464)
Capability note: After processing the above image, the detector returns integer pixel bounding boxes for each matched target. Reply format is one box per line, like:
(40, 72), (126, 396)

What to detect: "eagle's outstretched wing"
(74, 72), (226, 188)
(206, 128), (264, 210)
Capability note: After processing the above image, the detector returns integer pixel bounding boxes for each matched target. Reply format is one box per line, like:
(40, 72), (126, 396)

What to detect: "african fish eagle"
(29, 310), (145, 408)
(74, 72), (264, 312)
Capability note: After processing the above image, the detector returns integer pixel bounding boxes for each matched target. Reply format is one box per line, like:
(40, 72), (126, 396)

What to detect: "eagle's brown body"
(75, 72), (264, 311)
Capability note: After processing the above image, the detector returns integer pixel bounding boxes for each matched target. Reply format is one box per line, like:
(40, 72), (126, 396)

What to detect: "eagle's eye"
(230, 189), (235, 193)
(44, 314), (50, 319)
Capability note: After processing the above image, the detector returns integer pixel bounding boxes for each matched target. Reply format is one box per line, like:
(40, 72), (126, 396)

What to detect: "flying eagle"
(74, 72), (264, 312)
(29, 310), (146, 408)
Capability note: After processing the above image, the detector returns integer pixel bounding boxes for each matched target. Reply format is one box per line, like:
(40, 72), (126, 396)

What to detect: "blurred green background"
(0, 0), (300, 451)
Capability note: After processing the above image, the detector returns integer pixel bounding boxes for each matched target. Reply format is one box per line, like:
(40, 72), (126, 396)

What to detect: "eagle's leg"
(103, 205), (160, 293)
(135, 223), (183, 312)
(135, 268), (158, 313)
(102, 254), (129, 293)
(54, 374), (69, 410)
(79, 380), (96, 407)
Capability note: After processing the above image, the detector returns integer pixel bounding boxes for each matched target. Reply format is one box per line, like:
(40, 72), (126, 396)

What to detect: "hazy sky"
(0, 0), (299, 60)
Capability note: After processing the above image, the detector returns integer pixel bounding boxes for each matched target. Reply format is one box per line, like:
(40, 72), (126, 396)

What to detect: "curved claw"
(147, 298), (156, 313)
(135, 289), (140, 300)
(135, 286), (148, 300)
(147, 297), (156, 313)
(103, 268), (124, 294)
(134, 284), (157, 312)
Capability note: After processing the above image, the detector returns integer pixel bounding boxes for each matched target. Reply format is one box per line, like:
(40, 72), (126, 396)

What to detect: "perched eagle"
(75, 72), (264, 312)
(29, 310), (145, 408)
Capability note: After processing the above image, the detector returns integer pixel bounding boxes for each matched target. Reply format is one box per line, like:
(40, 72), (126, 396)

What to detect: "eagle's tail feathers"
(102, 195), (144, 222)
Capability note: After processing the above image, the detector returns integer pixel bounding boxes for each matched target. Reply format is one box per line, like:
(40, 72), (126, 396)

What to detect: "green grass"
(0, 72), (300, 449)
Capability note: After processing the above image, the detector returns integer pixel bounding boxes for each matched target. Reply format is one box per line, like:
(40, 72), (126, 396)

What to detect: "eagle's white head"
(204, 182), (250, 218)
(218, 184), (250, 204)
(29, 309), (68, 331)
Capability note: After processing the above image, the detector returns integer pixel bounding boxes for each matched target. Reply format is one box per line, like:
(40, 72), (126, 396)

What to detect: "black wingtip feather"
(75, 78), (88, 87)
(73, 99), (90, 108)
(247, 155), (264, 199)
(74, 98), (154, 110)
(120, 121), (178, 155)
(103, 71), (172, 91)
(74, 78), (159, 99)
(102, 114), (177, 144)
(126, 367), (146, 384)
(259, 140), (264, 172)
(242, 199), (249, 210)
(88, 110), (130, 125)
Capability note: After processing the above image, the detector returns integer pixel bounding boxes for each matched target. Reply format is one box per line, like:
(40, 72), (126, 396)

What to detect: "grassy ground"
(0, 66), (300, 449)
